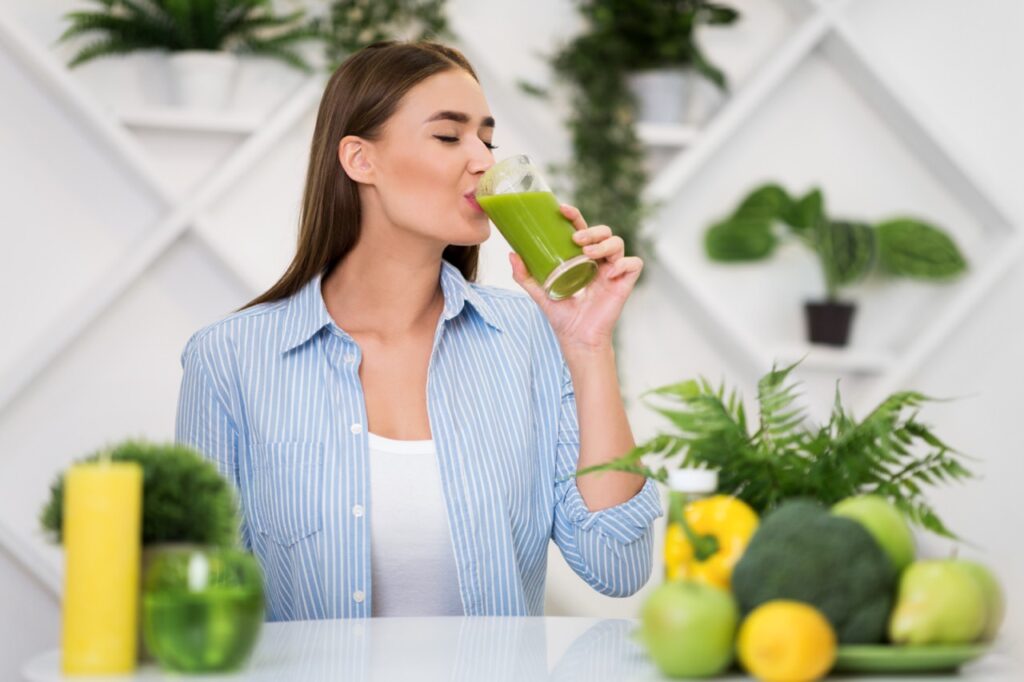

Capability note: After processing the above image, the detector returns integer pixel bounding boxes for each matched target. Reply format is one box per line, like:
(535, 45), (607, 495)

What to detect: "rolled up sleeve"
(550, 362), (664, 597)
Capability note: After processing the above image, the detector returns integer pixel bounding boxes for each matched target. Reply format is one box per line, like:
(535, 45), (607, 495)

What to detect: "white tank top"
(367, 431), (464, 616)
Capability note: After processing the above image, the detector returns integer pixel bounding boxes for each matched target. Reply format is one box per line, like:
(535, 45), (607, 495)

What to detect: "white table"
(22, 616), (1018, 681)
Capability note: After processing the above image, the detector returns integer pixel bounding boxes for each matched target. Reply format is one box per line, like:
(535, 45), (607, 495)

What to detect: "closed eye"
(434, 135), (498, 150)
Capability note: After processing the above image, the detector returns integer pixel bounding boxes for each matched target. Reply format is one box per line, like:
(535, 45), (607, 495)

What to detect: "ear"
(338, 135), (375, 184)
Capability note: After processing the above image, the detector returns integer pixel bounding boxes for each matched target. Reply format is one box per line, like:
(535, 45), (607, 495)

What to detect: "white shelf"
(636, 122), (699, 147)
(116, 106), (265, 134)
(638, 2), (1023, 412)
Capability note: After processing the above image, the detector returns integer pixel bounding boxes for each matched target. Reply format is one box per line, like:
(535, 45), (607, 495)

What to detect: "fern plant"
(575, 361), (974, 538)
(57, 0), (322, 72)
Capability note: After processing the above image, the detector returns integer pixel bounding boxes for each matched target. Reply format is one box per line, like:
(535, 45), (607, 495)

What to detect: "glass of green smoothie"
(477, 155), (598, 300)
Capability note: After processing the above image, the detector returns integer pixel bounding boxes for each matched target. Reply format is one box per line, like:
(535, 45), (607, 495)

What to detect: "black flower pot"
(804, 301), (856, 346)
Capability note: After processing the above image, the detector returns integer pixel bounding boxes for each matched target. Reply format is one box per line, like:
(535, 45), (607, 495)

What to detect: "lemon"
(737, 600), (837, 682)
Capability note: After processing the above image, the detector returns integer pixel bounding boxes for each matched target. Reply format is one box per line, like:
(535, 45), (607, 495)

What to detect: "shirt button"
(352, 504), (364, 517)
(350, 423), (363, 434)
(344, 353), (357, 364)
(352, 590), (365, 603)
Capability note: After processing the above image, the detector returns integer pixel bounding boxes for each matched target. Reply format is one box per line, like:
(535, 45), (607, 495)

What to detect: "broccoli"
(731, 499), (897, 644)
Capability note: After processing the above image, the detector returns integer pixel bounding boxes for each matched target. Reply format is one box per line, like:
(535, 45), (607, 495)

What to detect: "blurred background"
(2, 0), (1022, 675)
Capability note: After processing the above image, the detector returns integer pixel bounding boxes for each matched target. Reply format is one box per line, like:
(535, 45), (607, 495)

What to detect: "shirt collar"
(279, 260), (502, 354)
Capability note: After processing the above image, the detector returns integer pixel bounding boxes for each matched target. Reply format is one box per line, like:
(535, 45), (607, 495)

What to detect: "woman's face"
(354, 69), (496, 247)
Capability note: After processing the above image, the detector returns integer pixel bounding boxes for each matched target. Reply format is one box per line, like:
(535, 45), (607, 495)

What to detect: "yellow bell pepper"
(664, 494), (759, 589)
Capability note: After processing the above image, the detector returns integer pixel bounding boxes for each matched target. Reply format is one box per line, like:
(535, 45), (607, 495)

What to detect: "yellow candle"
(61, 460), (142, 675)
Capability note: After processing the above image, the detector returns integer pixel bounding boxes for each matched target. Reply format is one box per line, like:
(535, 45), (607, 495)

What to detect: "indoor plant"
(57, 0), (322, 108)
(322, 0), (449, 70)
(609, 0), (740, 124)
(572, 360), (974, 538)
(703, 183), (969, 345)
(522, 0), (740, 282)
(41, 440), (261, 668)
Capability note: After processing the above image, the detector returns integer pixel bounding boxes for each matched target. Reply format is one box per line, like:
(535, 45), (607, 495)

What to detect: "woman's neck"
(321, 221), (446, 341)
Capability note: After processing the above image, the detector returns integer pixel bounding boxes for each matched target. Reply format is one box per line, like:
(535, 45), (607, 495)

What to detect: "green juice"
(478, 190), (597, 299)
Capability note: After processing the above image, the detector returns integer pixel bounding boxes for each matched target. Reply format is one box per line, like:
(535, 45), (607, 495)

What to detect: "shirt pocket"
(250, 441), (324, 547)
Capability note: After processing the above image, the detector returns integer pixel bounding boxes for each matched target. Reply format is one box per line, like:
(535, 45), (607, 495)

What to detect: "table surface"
(22, 616), (1019, 682)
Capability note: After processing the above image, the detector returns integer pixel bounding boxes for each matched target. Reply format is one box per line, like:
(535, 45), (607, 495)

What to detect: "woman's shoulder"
(180, 299), (290, 362)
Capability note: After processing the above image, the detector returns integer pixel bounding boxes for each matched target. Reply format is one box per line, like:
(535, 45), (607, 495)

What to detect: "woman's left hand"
(509, 203), (643, 353)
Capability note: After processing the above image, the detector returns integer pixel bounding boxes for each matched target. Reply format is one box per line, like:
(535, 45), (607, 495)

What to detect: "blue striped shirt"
(175, 260), (663, 621)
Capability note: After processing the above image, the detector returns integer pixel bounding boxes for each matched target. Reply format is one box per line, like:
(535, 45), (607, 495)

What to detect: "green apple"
(958, 560), (1005, 641)
(889, 560), (987, 644)
(832, 495), (915, 572)
(637, 580), (738, 678)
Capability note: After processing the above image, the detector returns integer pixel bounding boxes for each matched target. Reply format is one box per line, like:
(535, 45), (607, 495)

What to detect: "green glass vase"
(141, 545), (265, 673)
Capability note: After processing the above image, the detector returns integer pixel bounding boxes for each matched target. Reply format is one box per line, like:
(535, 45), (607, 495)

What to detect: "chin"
(450, 218), (490, 246)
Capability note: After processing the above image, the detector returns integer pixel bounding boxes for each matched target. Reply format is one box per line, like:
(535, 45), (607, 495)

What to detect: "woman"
(175, 41), (662, 622)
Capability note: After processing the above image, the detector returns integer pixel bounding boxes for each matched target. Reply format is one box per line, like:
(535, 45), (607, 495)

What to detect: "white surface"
(21, 616), (1020, 682)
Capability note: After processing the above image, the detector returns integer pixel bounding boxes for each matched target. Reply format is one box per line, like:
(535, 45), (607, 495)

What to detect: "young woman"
(175, 41), (662, 622)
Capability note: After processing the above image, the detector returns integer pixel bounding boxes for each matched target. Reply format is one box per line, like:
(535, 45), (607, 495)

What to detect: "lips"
(464, 192), (484, 213)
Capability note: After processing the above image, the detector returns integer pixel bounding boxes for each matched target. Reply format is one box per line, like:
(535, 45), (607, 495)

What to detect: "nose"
(467, 140), (494, 175)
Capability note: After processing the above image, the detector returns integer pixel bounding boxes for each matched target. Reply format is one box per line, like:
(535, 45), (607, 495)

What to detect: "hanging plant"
(523, 0), (740, 276)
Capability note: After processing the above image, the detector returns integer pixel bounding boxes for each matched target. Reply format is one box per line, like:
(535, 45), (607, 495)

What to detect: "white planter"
(168, 50), (239, 110)
(626, 67), (693, 124)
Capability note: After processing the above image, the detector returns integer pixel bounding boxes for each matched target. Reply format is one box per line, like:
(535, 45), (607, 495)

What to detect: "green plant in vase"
(704, 184), (968, 345)
(57, 0), (323, 108)
(41, 440), (264, 672)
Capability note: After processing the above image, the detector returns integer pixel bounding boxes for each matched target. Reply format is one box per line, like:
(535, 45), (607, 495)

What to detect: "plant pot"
(167, 50), (239, 110)
(805, 300), (857, 347)
(626, 67), (693, 124)
(140, 544), (265, 673)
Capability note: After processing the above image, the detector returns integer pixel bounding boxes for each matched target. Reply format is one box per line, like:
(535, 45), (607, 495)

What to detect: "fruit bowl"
(834, 643), (992, 673)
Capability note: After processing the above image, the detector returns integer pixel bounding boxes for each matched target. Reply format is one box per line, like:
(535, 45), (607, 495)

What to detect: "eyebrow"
(424, 110), (495, 128)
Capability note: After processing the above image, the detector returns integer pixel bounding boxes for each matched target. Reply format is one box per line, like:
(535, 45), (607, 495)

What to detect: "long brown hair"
(242, 41), (480, 309)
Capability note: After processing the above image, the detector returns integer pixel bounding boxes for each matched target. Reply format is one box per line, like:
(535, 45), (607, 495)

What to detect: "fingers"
(559, 204), (588, 232)
(572, 225), (613, 246)
(607, 256), (644, 280)
(583, 235), (625, 262)
(508, 252), (547, 304)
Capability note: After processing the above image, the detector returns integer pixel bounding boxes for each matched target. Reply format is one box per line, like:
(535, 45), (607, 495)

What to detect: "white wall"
(2, 0), (1022, 677)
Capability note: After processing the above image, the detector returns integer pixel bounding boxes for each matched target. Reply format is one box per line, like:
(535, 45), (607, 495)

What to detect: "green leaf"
(780, 187), (825, 232)
(705, 217), (777, 261)
(876, 218), (968, 279)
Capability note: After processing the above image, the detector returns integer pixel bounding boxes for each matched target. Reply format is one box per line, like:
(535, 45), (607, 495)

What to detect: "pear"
(889, 560), (987, 645)
(958, 560), (1005, 641)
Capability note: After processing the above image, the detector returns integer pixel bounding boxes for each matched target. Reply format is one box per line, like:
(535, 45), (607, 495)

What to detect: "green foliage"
(704, 183), (968, 301)
(573, 361), (975, 539)
(40, 440), (241, 547)
(57, 0), (322, 71)
(876, 218), (968, 279)
(322, 0), (450, 69)
(528, 0), (740, 272)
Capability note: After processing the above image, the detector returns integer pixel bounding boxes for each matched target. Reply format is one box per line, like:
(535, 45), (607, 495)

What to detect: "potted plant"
(41, 440), (260, 668)
(57, 0), (322, 109)
(703, 183), (968, 346)
(603, 0), (740, 124)
(572, 360), (974, 538)
(322, 0), (450, 70)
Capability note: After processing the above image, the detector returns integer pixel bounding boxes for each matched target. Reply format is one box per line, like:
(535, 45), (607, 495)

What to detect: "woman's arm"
(563, 344), (646, 511)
